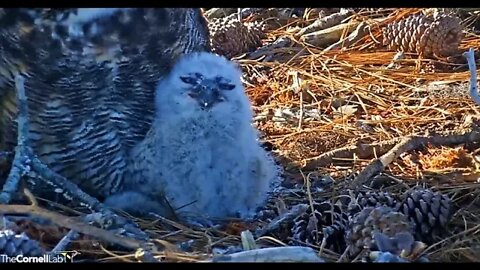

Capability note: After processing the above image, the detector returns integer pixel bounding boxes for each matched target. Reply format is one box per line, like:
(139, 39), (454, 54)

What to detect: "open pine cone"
(382, 11), (464, 58)
(208, 15), (266, 58)
(345, 206), (415, 257)
(340, 189), (400, 214)
(291, 200), (348, 252)
(0, 229), (45, 257)
(398, 189), (453, 244)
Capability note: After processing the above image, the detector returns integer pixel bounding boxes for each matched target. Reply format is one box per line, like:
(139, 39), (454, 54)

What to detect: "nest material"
(340, 190), (400, 214)
(398, 189), (453, 244)
(0, 229), (45, 257)
(345, 206), (415, 257)
(208, 16), (266, 58)
(291, 201), (348, 252)
(382, 11), (464, 58)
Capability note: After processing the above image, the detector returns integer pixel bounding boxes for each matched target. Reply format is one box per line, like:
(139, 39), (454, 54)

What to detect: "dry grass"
(239, 8), (480, 262)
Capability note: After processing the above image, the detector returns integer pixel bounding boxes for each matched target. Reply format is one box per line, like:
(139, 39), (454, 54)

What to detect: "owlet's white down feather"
(105, 52), (280, 221)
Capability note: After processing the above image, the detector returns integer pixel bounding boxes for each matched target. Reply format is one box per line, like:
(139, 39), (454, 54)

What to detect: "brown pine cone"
(382, 11), (464, 58)
(398, 189), (453, 244)
(291, 201), (348, 252)
(208, 16), (266, 58)
(339, 189), (400, 214)
(345, 206), (415, 257)
(0, 229), (45, 257)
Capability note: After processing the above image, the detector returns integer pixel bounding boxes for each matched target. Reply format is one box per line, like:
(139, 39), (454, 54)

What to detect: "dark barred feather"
(0, 8), (210, 200)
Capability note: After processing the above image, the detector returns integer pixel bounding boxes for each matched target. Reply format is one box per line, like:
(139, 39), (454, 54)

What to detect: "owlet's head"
(155, 52), (248, 115)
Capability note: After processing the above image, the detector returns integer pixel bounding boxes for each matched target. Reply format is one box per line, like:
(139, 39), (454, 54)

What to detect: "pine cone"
(345, 206), (415, 257)
(208, 16), (266, 58)
(0, 230), (45, 257)
(340, 190), (400, 214)
(398, 189), (453, 244)
(291, 201), (348, 252)
(382, 11), (464, 58)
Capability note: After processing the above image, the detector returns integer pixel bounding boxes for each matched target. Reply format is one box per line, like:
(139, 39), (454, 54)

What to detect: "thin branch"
(211, 246), (325, 262)
(0, 74), (30, 204)
(239, 8), (266, 19)
(28, 153), (104, 212)
(246, 36), (292, 60)
(353, 130), (480, 186)
(323, 21), (370, 52)
(203, 8), (237, 20)
(0, 204), (147, 251)
(254, 203), (308, 237)
(303, 138), (403, 170)
(50, 229), (79, 253)
(296, 8), (354, 37)
(463, 48), (480, 105)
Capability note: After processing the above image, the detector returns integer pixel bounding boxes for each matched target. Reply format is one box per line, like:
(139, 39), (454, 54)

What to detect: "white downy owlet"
(105, 52), (281, 221)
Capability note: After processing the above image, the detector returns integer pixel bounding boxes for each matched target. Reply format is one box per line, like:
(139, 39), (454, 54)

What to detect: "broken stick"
(211, 246), (325, 263)
(296, 8), (353, 37)
(463, 48), (480, 105)
(353, 131), (480, 186)
(0, 74), (30, 204)
(0, 204), (147, 251)
(303, 137), (403, 170)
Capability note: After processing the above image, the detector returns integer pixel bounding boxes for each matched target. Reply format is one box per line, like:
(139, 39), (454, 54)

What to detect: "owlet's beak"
(188, 83), (223, 109)
(180, 74), (236, 109)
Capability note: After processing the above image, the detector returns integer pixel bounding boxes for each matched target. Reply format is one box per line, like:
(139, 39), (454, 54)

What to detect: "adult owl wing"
(0, 8), (211, 198)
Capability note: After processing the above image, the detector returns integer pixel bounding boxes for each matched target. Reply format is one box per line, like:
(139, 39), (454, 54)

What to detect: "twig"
(353, 130), (480, 186)
(387, 52), (406, 69)
(298, 91), (304, 130)
(0, 74), (30, 204)
(211, 246), (325, 262)
(0, 204), (147, 251)
(204, 8), (237, 19)
(301, 21), (360, 48)
(296, 8), (354, 37)
(27, 153), (104, 212)
(246, 36), (292, 60)
(240, 230), (257, 250)
(463, 48), (480, 105)
(51, 229), (79, 253)
(303, 127), (480, 171)
(239, 8), (266, 19)
(323, 21), (370, 52)
(254, 203), (308, 237)
(303, 138), (403, 170)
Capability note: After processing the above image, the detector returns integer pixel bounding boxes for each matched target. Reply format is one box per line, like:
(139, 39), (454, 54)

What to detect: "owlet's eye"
(215, 76), (235, 90)
(180, 73), (204, 85)
(218, 83), (235, 91)
(180, 75), (198, 85)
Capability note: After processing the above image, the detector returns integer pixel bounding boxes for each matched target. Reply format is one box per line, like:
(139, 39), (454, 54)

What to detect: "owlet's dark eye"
(180, 73), (204, 85)
(215, 76), (235, 90)
(180, 75), (198, 85)
(218, 83), (235, 91)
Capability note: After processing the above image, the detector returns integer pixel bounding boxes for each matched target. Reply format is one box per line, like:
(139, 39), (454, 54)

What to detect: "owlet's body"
(107, 52), (280, 220)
